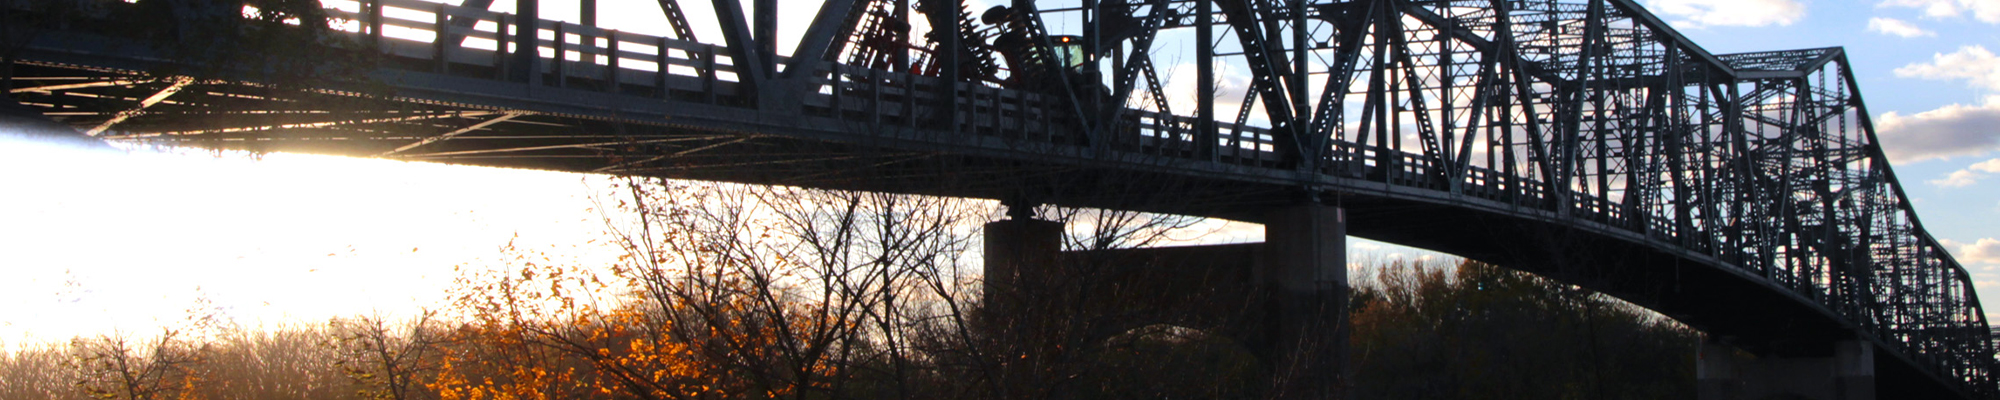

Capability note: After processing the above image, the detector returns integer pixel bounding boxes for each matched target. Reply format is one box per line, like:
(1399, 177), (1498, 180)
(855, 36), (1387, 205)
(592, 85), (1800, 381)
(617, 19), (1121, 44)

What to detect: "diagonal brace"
(103, 111), (495, 139)
(86, 77), (193, 136)
(10, 79), (139, 94)
(380, 111), (531, 156)
(590, 136), (755, 172)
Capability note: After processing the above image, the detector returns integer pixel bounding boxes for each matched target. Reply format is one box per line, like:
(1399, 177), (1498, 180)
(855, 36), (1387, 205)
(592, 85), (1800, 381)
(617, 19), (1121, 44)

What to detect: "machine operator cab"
(1047, 35), (1087, 71)
(1031, 34), (1114, 127)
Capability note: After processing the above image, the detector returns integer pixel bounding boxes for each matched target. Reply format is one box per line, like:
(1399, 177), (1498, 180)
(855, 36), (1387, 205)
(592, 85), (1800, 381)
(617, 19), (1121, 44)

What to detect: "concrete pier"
(978, 201), (1353, 399)
(980, 215), (1064, 311)
(1698, 340), (1875, 400)
(1257, 203), (1349, 399)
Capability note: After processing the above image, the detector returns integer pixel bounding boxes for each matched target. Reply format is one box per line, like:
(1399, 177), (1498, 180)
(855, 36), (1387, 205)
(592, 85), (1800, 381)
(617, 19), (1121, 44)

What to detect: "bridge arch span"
(8, 0), (1996, 396)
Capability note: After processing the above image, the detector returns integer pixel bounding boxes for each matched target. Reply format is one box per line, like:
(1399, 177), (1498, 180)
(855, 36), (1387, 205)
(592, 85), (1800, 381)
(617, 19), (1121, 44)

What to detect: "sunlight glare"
(0, 135), (613, 349)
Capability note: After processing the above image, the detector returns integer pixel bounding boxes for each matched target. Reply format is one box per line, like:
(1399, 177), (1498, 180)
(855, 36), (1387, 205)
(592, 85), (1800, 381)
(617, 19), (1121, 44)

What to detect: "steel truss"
(1243, 0), (1996, 394)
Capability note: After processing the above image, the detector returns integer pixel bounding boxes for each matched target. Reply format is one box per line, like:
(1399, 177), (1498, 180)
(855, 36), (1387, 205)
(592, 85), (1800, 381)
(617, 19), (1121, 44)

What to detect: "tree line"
(2, 179), (1698, 399)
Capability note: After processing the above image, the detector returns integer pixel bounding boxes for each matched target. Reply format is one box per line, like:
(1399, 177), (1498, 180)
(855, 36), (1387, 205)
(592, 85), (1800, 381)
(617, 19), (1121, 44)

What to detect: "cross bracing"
(4, 0), (1994, 396)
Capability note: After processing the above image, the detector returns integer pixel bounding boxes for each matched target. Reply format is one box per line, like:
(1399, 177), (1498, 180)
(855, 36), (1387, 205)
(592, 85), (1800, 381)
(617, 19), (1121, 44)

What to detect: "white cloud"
(1875, 97), (2000, 162)
(1867, 17), (1936, 37)
(1945, 238), (2000, 264)
(1882, 49), (2000, 162)
(1931, 168), (1984, 186)
(1648, 0), (1806, 27)
(1929, 158), (2000, 186)
(1895, 46), (2000, 92)
(1878, 0), (2000, 23)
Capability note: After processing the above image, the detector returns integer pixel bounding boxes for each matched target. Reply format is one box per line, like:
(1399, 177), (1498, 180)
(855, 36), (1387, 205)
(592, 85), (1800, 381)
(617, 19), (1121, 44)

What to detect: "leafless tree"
(190, 324), (358, 400)
(601, 178), (988, 400)
(1, 343), (90, 400)
(332, 311), (447, 400)
(67, 329), (204, 400)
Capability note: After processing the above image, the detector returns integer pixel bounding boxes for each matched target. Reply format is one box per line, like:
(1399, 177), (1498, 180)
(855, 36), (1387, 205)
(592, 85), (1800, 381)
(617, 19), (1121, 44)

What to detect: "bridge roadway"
(6, 0), (1995, 397)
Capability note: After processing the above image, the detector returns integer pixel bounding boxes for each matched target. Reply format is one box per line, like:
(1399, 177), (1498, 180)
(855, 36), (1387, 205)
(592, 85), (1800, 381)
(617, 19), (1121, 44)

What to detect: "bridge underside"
(3, 55), (1968, 397)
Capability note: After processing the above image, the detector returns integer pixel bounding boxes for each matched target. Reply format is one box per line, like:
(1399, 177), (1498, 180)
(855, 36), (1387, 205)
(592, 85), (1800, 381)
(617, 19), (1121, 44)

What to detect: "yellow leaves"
(174, 372), (206, 400)
(430, 326), (576, 400)
(430, 283), (742, 400)
(414, 180), (986, 400)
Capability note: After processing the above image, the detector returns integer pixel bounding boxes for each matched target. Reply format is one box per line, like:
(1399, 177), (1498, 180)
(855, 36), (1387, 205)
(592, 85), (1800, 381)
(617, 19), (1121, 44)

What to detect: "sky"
(2, 0), (1998, 347)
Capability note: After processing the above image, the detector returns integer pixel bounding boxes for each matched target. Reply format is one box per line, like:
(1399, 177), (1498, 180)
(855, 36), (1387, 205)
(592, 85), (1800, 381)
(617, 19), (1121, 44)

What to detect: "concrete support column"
(1259, 203), (1349, 399)
(982, 215), (1063, 309)
(1698, 340), (1875, 400)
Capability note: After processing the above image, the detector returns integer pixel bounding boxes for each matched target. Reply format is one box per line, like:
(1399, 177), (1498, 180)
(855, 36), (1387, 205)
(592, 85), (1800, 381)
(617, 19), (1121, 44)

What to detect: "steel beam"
(380, 111), (529, 156)
(779, 0), (863, 97)
(8, 79), (137, 93)
(590, 136), (755, 172)
(85, 76), (192, 136)
(712, 0), (769, 93)
(102, 111), (494, 139)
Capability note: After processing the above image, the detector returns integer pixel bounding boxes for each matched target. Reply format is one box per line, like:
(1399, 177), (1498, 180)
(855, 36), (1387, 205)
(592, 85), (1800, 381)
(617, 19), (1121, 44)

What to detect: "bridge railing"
(324, 0), (753, 103)
(322, 0), (1295, 152)
(319, 0), (1295, 162)
(806, 61), (1302, 164)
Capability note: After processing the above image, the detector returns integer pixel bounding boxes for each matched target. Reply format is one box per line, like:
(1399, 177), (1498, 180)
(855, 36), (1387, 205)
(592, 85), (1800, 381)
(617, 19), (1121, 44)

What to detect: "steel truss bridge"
(4, 0), (1994, 396)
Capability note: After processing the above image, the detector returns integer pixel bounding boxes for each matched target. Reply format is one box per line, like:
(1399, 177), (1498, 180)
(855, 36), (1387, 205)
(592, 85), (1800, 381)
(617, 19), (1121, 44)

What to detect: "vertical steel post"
(513, 0), (540, 85)
(367, 0), (385, 49)
(1290, 0), (1307, 133)
(936, 0), (958, 133)
(553, 23), (567, 88)
(581, 0), (597, 65)
(1197, 0), (1216, 161)
(893, 0), (910, 70)
(755, 0), (777, 75)
(657, 37), (673, 98)
(495, 14), (510, 79)
(704, 44), (719, 104)
(434, 2), (450, 73)
(1083, 0), (1102, 132)
(606, 31), (620, 92)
